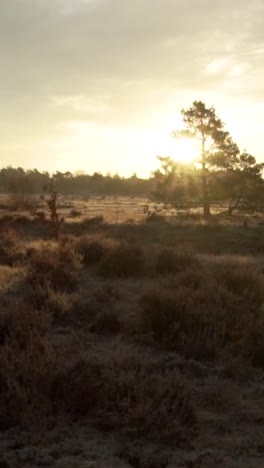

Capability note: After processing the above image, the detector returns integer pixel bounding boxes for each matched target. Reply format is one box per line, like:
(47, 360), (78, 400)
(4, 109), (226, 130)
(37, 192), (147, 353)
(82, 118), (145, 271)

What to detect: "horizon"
(1, 0), (264, 177)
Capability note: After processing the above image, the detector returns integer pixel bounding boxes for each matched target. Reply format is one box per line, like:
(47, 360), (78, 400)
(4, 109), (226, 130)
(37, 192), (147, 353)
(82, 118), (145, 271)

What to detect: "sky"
(1, 0), (264, 177)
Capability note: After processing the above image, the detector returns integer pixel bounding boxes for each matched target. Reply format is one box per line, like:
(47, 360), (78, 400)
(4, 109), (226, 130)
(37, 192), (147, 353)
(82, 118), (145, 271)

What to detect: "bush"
(0, 335), (56, 428)
(0, 303), (52, 347)
(9, 192), (38, 211)
(0, 303), (55, 428)
(70, 209), (82, 218)
(172, 269), (207, 290)
(234, 319), (264, 368)
(139, 276), (264, 360)
(81, 216), (104, 228)
(28, 242), (83, 291)
(155, 248), (199, 275)
(75, 236), (106, 265)
(145, 212), (165, 223)
(13, 215), (32, 226)
(0, 215), (15, 225)
(99, 244), (145, 277)
(25, 283), (78, 319)
(53, 353), (196, 442)
(93, 310), (121, 334)
(215, 263), (264, 306)
(0, 227), (25, 266)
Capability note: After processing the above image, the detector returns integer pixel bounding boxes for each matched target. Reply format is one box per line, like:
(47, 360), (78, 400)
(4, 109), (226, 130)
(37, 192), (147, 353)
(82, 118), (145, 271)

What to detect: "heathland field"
(0, 195), (264, 467)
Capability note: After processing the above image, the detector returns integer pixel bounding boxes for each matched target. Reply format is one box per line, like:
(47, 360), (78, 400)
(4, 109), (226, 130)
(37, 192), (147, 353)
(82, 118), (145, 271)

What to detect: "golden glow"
(43, 123), (200, 177)
(173, 138), (199, 164)
(146, 131), (199, 166)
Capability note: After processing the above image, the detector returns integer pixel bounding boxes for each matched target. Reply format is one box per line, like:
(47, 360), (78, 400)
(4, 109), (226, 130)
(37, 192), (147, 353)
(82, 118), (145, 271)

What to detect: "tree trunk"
(227, 185), (245, 216)
(228, 190), (243, 216)
(201, 136), (211, 217)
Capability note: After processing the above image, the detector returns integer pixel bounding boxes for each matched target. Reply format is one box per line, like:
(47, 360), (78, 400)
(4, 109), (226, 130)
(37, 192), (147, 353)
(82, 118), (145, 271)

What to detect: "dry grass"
(155, 248), (199, 274)
(74, 235), (107, 265)
(99, 243), (146, 277)
(0, 227), (25, 266)
(53, 352), (196, 442)
(27, 241), (83, 291)
(92, 310), (121, 334)
(0, 303), (55, 428)
(214, 262), (264, 306)
(139, 264), (264, 363)
(0, 200), (263, 466)
(25, 283), (80, 319)
(0, 265), (24, 295)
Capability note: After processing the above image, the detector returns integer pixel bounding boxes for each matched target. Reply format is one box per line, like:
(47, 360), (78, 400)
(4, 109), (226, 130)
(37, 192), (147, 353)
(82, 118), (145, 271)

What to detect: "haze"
(1, 0), (264, 176)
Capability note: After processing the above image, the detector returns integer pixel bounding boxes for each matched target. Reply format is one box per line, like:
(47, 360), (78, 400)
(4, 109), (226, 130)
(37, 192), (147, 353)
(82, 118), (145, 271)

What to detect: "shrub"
(53, 353), (196, 442)
(28, 242), (83, 291)
(174, 269), (207, 290)
(0, 227), (25, 266)
(25, 283), (77, 319)
(215, 263), (264, 306)
(234, 319), (264, 368)
(93, 284), (120, 304)
(13, 215), (32, 226)
(70, 209), (82, 218)
(0, 303), (52, 347)
(155, 248), (199, 275)
(42, 178), (64, 239)
(93, 310), (121, 334)
(145, 212), (165, 223)
(75, 236), (106, 265)
(0, 333), (56, 428)
(9, 192), (38, 211)
(138, 279), (264, 360)
(0, 303), (55, 428)
(99, 244), (145, 277)
(81, 216), (104, 228)
(0, 215), (14, 225)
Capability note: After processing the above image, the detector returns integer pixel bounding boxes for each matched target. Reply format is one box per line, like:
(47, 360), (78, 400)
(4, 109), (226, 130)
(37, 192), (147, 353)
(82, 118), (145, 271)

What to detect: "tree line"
(1, 101), (263, 215)
(0, 167), (155, 198)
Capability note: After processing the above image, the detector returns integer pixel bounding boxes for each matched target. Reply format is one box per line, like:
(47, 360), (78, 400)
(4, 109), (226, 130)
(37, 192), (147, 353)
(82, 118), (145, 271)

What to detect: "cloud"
(206, 58), (230, 74)
(0, 0), (264, 172)
(228, 63), (249, 77)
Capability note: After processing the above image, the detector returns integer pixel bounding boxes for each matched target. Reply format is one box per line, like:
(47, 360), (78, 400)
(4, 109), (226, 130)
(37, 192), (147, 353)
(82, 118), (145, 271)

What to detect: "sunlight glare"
(173, 138), (199, 164)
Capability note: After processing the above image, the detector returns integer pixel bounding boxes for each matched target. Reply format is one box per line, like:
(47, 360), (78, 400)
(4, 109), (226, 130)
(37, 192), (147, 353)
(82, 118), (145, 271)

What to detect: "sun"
(173, 137), (199, 164)
(154, 132), (199, 165)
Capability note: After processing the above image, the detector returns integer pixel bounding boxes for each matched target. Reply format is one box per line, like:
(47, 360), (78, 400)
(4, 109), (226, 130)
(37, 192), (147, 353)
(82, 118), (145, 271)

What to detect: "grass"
(92, 310), (121, 333)
(0, 302), (55, 428)
(139, 263), (264, 362)
(0, 227), (25, 266)
(74, 235), (107, 265)
(99, 243), (146, 277)
(25, 283), (80, 319)
(0, 202), (263, 466)
(155, 248), (199, 274)
(70, 209), (82, 218)
(53, 352), (196, 442)
(214, 262), (264, 306)
(27, 241), (83, 291)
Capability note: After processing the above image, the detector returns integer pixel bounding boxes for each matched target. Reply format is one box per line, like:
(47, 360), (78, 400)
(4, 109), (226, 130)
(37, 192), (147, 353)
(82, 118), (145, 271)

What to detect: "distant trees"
(0, 167), (156, 198)
(0, 167), (49, 196)
(1, 101), (263, 218)
(0, 167), (49, 209)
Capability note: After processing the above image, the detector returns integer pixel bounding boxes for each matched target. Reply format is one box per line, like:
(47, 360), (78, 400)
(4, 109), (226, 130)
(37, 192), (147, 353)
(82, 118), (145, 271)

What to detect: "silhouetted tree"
(172, 101), (239, 217)
(224, 152), (264, 214)
(152, 156), (200, 208)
